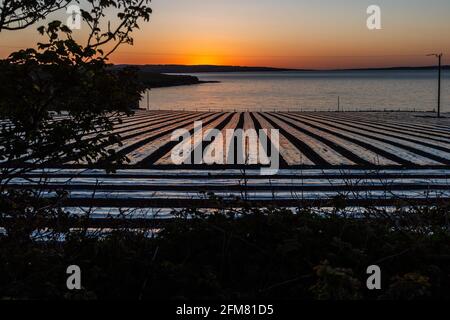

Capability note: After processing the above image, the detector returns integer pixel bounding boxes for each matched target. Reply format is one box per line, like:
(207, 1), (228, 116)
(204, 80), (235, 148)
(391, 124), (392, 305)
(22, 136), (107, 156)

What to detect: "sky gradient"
(1, 0), (449, 69)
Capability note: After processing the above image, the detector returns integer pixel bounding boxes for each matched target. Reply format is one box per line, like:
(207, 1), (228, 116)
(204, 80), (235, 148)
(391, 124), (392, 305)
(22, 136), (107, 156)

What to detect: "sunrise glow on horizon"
(1, 0), (449, 69)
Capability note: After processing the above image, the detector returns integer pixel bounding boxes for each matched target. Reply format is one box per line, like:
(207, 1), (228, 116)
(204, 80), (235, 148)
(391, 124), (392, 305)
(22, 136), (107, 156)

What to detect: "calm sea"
(139, 70), (450, 113)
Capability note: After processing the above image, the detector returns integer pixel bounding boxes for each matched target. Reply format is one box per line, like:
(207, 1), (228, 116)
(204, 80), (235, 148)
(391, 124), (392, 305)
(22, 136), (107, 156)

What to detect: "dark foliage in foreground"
(1, 203), (449, 300)
(0, 1), (152, 166)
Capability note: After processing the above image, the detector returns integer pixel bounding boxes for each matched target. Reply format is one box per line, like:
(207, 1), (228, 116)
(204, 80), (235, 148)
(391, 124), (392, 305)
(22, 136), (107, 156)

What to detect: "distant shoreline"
(137, 72), (220, 89)
(115, 64), (450, 74)
(115, 64), (449, 89)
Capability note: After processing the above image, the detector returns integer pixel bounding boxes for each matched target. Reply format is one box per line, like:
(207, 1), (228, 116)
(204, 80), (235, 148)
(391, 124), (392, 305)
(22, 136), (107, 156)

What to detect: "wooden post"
(428, 53), (443, 118)
(438, 54), (442, 118)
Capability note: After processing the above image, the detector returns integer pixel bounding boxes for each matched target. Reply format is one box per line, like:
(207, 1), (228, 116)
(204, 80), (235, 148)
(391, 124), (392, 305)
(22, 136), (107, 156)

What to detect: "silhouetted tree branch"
(82, 0), (152, 58)
(0, 0), (70, 31)
(0, 0), (152, 236)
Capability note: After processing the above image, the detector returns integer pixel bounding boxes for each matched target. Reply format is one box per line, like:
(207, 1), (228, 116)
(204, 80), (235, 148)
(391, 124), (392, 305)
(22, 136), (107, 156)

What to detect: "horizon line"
(114, 63), (450, 72)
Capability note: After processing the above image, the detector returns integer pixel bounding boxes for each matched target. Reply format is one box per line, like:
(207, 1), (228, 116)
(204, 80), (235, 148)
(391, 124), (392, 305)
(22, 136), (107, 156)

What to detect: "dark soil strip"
(8, 183), (450, 192)
(309, 112), (450, 138)
(107, 112), (195, 140)
(113, 112), (205, 142)
(236, 112), (245, 129)
(189, 113), (235, 164)
(14, 173), (450, 180)
(136, 113), (226, 166)
(110, 112), (190, 132)
(250, 112), (289, 168)
(76, 111), (192, 144)
(270, 113), (372, 166)
(278, 113), (414, 166)
(88, 111), (172, 130)
(288, 113), (450, 165)
(257, 112), (329, 166)
(55, 197), (450, 209)
(4, 162), (449, 170)
(97, 112), (215, 165)
(228, 112), (245, 165)
(309, 112), (450, 133)
(303, 113), (450, 146)
(17, 166), (450, 181)
(57, 112), (208, 165)
(110, 111), (170, 125)
(20, 112), (191, 164)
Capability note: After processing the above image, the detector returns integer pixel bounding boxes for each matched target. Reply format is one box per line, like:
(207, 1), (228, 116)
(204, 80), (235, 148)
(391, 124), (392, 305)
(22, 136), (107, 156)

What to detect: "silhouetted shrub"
(1, 204), (449, 300)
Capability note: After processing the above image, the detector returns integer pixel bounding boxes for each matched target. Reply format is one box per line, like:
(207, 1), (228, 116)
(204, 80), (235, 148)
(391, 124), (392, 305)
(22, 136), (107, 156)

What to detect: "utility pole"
(427, 53), (443, 118)
(438, 54), (442, 118)
(146, 89), (150, 111)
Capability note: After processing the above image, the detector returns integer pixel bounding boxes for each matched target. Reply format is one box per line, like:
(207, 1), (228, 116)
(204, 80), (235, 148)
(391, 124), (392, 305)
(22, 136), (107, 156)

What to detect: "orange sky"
(1, 0), (450, 69)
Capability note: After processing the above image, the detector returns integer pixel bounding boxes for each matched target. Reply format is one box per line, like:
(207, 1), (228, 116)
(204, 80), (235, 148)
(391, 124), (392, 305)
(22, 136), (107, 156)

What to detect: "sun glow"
(186, 55), (223, 66)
